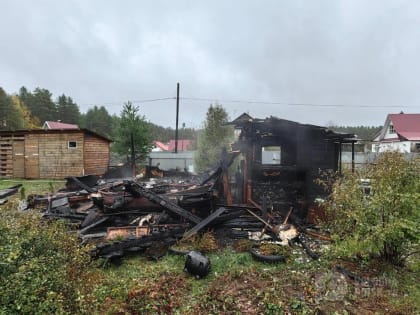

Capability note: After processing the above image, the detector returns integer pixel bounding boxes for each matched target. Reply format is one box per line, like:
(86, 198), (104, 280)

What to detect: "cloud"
(0, 0), (419, 128)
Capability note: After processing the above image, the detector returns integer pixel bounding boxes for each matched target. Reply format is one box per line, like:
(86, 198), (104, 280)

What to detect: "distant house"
(152, 139), (194, 152)
(372, 113), (420, 153)
(42, 121), (79, 130)
(152, 141), (169, 152)
(167, 139), (193, 151)
(149, 139), (195, 171)
(0, 129), (111, 179)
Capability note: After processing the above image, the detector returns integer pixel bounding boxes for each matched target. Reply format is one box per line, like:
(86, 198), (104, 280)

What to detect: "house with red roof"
(152, 141), (169, 152)
(43, 121), (79, 130)
(149, 139), (195, 172)
(152, 139), (194, 152)
(167, 139), (193, 151)
(372, 113), (420, 153)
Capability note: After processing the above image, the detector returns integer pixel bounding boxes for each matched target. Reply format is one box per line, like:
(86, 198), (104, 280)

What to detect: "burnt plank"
(0, 184), (22, 199)
(67, 176), (96, 193)
(92, 228), (184, 258)
(125, 181), (201, 224)
(183, 207), (226, 239)
(79, 216), (109, 234)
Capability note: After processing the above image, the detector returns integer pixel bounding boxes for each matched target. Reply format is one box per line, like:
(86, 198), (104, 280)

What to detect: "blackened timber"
(92, 228), (184, 258)
(79, 216), (109, 234)
(199, 151), (239, 186)
(0, 184), (22, 199)
(124, 181), (201, 224)
(183, 207), (226, 239)
(42, 212), (87, 221)
(67, 176), (96, 193)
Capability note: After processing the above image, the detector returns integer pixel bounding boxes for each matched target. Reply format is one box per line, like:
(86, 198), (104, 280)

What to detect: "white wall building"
(372, 113), (420, 153)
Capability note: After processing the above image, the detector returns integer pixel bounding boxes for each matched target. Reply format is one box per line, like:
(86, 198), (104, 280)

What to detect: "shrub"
(324, 152), (419, 265)
(0, 200), (102, 314)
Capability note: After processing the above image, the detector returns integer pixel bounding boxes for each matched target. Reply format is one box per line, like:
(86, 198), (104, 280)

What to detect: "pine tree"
(20, 87), (57, 124)
(112, 101), (153, 162)
(56, 94), (80, 124)
(81, 105), (113, 138)
(194, 104), (234, 172)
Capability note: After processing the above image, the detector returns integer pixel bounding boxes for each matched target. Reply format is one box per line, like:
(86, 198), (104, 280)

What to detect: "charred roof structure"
(230, 114), (356, 218)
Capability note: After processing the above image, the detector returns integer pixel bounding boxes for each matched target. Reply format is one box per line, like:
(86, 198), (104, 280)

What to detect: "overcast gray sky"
(1, 0), (419, 128)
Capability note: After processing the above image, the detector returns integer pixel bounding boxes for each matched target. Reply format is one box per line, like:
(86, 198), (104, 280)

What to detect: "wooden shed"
(0, 129), (111, 179)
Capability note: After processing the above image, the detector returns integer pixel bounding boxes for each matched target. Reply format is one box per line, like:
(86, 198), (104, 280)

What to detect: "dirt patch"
(189, 269), (316, 314)
(190, 271), (268, 314)
(102, 272), (191, 315)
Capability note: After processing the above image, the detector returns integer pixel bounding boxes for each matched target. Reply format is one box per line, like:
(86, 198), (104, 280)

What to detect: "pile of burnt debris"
(12, 160), (331, 271)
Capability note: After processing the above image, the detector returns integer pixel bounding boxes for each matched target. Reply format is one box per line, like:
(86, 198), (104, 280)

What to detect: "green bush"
(324, 152), (419, 265)
(0, 200), (102, 314)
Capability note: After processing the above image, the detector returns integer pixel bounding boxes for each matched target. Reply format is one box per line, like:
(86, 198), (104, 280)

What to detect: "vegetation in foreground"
(321, 152), (419, 267)
(0, 152), (419, 314)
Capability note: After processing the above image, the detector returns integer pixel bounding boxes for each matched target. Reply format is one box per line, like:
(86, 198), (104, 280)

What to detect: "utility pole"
(131, 132), (135, 177)
(175, 82), (180, 153)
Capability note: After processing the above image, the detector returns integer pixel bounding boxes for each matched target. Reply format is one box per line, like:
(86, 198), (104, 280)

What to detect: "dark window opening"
(389, 125), (396, 134)
(68, 141), (77, 149)
(261, 146), (281, 164)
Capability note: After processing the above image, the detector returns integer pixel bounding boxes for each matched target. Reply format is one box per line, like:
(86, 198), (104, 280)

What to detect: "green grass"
(0, 178), (65, 196)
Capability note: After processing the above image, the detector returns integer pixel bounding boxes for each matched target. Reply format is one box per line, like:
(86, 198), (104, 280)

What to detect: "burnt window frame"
(261, 145), (282, 165)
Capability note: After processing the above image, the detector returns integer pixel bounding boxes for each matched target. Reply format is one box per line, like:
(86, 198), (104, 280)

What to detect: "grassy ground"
(92, 248), (419, 314)
(1, 179), (419, 314)
(0, 178), (65, 196)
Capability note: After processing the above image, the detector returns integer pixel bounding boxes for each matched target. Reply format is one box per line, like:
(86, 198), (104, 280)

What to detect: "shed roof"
(43, 121), (79, 129)
(0, 128), (112, 142)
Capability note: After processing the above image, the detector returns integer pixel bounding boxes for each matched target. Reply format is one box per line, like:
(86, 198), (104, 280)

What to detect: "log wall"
(37, 132), (85, 179)
(83, 134), (110, 175)
(0, 130), (111, 179)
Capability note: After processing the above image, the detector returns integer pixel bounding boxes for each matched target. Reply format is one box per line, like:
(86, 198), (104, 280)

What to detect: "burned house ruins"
(16, 114), (356, 265)
(230, 113), (356, 218)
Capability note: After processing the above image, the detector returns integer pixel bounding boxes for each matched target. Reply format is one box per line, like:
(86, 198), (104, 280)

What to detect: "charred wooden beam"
(42, 212), (87, 221)
(124, 181), (201, 224)
(0, 184), (22, 199)
(220, 218), (264, 229)
(67, 176), (96, 193)
(91, 228), (184, 258)
(183, 207), (226, 239)
(79, 216), (109, 234)
(297, 235), (320, 260)
(199, 151), (239, 186)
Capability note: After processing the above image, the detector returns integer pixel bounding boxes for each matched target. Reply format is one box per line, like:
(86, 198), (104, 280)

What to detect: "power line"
(81, 97), (175, 107)
(80, 95), (418, 110)
(180, 97), (418, 109)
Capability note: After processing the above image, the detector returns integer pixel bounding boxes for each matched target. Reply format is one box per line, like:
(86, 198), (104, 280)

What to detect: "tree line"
(329, 125), (382, 141)
(0, 86), (197, 140)
(0, 85), (383, 169)
(0, 86), (204, 164)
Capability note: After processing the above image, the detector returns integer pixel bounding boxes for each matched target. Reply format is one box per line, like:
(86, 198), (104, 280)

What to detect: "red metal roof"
(153, 141), (169, 151)
(44, 121), (79, 130)
(389, 113), (420, 140)
(167, 139), (193, 151)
